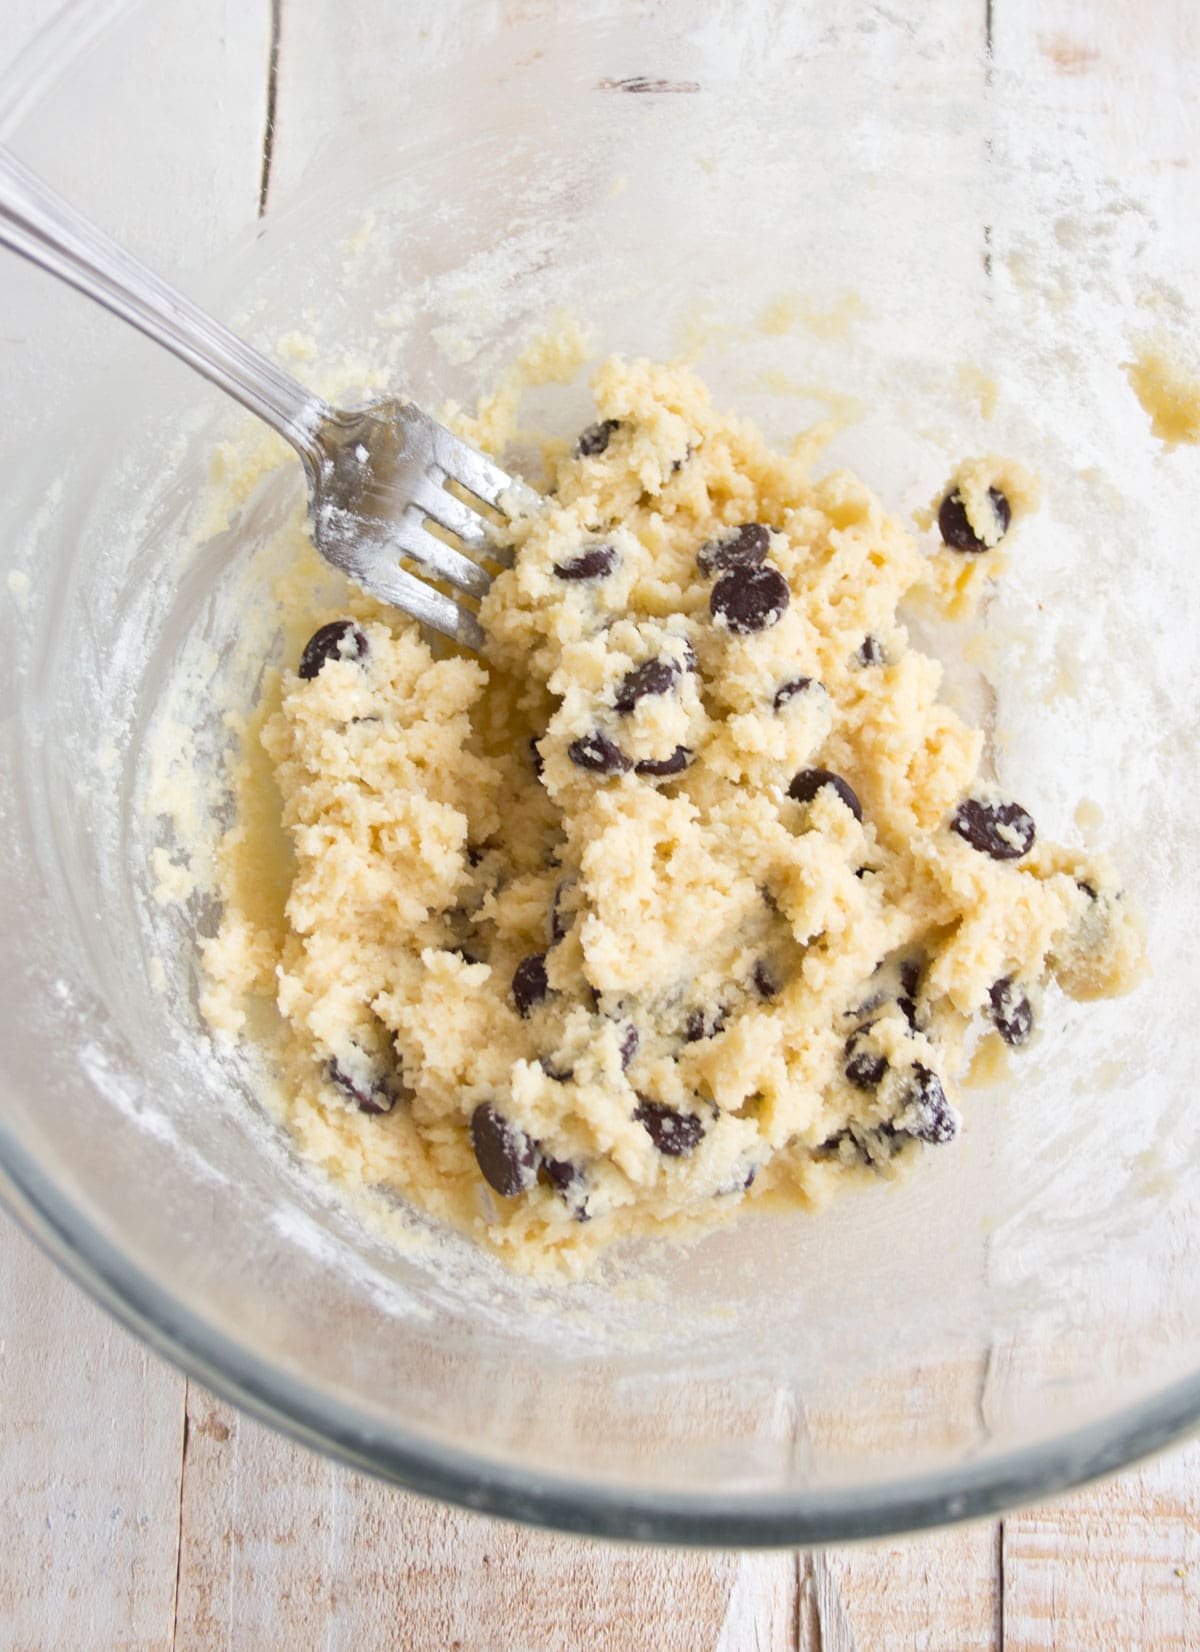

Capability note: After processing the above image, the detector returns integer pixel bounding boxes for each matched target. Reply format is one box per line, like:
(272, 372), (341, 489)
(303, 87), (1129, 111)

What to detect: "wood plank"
(801, 1532), (1001, 1652)
(0, 1208), (186, 1652)
(173, 1389), (799, 1652)
(1003, 1441), (1200, 1652)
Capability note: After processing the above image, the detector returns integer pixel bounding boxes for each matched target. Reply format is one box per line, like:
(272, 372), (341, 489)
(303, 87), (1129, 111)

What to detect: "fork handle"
(0, 145), (331, 472)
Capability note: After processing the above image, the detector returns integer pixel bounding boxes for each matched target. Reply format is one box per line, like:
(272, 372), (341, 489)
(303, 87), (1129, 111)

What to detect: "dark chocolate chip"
(568, 731), (632, 774)
(540, 1152), (582, 1192)
(539, 1056), (575, 1082)
(857, 635), (884, 667)
(773, 676), (815, 711)
(1077, 879), (1098, 900)
(684, 1007), (725, 1043)
(466, 845), (486, 869)
(844, 1023), (887, 1091)
(752, 961), (778, 1000)
(710, 563), (790, 634)
(788, 768), (863, 821)
(717, 1164), (758, 1195)
(697, 522), (770, 577)
(329, 1058), (397, 1116)
(614, 657), (681, 713)
(550, 881), (575, 944)
(899, 958), (922, 999)
(896, 1064), (957, 1143)
(512, 953), (549, 1016)
(988, 976), (1034, 1046)
(470, 1103), (537, 1196)
(938, 486), (1012, 552)
(951, 798), (1036, 860)
(575, 418), (621, 458)
(681, 640), (699, 672)
(619, 1023), (640, 1069)
(634, 746), (692, 777)
(897, 995), (919, 1031)
(529, 737), (545, 778)
(539, 1154), (590, 1221)
(553, 544), (617, 580)
(299, 620), (368, 680)
(816, 1128), (856, 1160)
(634, 1097), (705, 1156)
(670, 445), (694, 475)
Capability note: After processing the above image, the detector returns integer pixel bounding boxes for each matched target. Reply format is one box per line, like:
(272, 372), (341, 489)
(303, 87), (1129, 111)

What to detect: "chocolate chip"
(951, 798), (1036, 860)
(716, 1164), (758, 1195)
(938, 486), (1012, 552)
(773, 676), (815, 710)
(619, 1023), (640, 1069)
(634, 746), (692, 777)
(897, 996), (919, 1030)
(899, 959), (922, 998)
(634, 1097), (705, 1156)
(895, 1064), (957, 1143)
(329, 1059), (398, 1116)
(540, 1153), (582, 1192)
(575, 418), (621, 457)
(752, 961), (778, 1000)
(685, 1007), (725, 1042)
(670, 445), (694, 475)
(710, 563), (789, 634)
(816, 1128), (856, 1161)
(539, 1056), (575, 1082)
(788, 768), (863, 821)
(1077, 879), (1098, 900)
(697, 522), (769, 577)
(549, 881), (575, 944)
(512, 953), (549, 1016)
(988, 976), (1034, 1046)
(857, 635), (884, 667)
(539, 1154), (589, 1220)
(529, 737), (544, 778)
(844, 1026), (887, 1091)
(470, 1103), (537, 1196)
(447, 944), (483, 966)
(568, 731), (631, 774)
(553, 544), (617, 580)
(299, 620), (368, 680)
(681, 640), (699, 672)
(613, 657), (681, 713)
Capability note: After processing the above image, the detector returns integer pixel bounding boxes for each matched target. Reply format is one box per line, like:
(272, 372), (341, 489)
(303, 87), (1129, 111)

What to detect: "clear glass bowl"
(1, 0), (1197, 1544)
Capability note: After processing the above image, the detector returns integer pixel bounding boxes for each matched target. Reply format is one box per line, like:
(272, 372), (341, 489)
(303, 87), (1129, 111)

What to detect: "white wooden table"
(3, 0), (1197, 1644)
(2, 1206), (1199, 1650)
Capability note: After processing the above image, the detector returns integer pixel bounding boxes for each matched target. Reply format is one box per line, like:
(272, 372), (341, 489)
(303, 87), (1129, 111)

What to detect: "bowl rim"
(5, 0), (1199, 1552)
(3, 1117), (1198, 1546)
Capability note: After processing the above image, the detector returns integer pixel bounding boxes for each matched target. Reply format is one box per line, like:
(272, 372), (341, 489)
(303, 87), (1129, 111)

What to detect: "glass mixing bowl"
(1, 0), (1197, 1545)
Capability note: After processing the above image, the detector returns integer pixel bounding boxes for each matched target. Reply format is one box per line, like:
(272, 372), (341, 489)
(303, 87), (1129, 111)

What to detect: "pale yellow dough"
(200, 357), (1144, 1274)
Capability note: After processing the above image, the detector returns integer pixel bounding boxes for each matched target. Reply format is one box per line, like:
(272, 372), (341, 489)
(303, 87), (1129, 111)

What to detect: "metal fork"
(0, 146), (537, 651)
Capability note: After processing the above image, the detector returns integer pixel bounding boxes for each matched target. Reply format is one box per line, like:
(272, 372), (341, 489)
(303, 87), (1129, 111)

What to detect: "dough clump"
(201, 358), (1144, 1274)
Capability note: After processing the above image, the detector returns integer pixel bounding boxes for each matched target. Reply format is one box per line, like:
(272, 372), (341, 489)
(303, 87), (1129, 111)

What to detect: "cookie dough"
(200, 357), (1144, 1274)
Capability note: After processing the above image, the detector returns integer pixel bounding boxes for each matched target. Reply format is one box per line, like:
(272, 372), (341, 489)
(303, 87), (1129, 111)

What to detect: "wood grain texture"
(0, 1212), (185, 1652)
(1003, 1445), (1200, 1652)
(172, 1387), (799, 1652)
